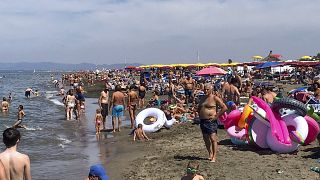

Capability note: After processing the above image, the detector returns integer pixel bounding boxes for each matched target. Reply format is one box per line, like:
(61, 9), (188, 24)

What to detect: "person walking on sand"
(99, 88), (109, 129)
(128, 85), (139, 129)
(198, 84), (227, 162)
(110, 85), (125, 132)
(12, 105), (26, 129)
(181, 161), (204, 180)
(0, 128), (32, 180)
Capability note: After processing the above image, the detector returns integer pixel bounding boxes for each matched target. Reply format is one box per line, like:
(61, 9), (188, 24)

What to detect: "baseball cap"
(89, 164), (109, 180)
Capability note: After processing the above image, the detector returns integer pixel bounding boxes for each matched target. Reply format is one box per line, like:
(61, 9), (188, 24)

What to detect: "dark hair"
(3, 128), (21, 148)
(18, 105), (23, 110)
(115, 85), (121, 91)
(103, 88), (109, 93)
(3, 97), (6, 101)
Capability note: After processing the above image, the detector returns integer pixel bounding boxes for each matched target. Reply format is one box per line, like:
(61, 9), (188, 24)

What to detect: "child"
(133, 124), (150, 141)
(95, 109), (103, 135)
(12, 105), (26, 129)
(181, 161), (204, 180)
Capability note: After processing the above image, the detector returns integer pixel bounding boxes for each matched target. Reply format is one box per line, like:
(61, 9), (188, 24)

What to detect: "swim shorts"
(185, 89), (193, 97)
(200, 119), (218, 135)
(112, 105), (124, 117)
(101, 103), (108, 118)
(25, 91), (31, 98)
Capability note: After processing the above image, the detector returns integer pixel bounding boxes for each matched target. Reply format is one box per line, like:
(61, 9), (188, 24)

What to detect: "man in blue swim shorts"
(110, 85), (126, 132)
(198, 84), (227, 162)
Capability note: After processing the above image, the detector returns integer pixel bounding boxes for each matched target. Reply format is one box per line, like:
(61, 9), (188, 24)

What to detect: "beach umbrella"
(139, 65), (150, 68)
(300, 56), (312, 60)
(254, 61), (283, 69)
(196, 66), (227, 76)
(252, 55), (263, 60)
(219, 63), (239, 67)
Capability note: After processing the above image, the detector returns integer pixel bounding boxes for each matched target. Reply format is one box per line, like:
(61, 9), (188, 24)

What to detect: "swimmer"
(1, 97), (9, 112)
(34, 90), (40, 97)
(133, 124), (150, 141)
(181, 161), (204, 180)
(25, 88), (33, 98)
(12, 105), (26, 129)
(95, 109), (103, 135)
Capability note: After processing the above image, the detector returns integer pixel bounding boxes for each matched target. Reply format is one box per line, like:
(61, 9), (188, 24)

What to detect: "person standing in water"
(66, 89), (76, 120)
(99, 88), (109, 129)
(198, 84), (227, 162)
(128, 85), (139, 129)
(25, 88), (33, 98)
(110, 85), (125, 132)
(1, 97), (9, 113)
(0, 128), (32, 180)
(12, 105), (26, 129)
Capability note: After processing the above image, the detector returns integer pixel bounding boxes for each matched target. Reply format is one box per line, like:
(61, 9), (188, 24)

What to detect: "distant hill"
(0, 62), (142, 71)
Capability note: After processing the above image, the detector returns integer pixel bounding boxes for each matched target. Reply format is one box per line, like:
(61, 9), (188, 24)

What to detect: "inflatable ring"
(248, 117), (269, 148)
(227, 125), (246, 139)
(224, 109), (241, 129)
(135, 108), (167, 133)
(238, 104), (252, 128)
(304, 116), (320, 145)
(272, 98), (307, 117)
(164, 118), (176, 128)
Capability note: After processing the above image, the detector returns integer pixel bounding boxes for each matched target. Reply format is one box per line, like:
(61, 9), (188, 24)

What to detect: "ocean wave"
(49, 99), (64, 106)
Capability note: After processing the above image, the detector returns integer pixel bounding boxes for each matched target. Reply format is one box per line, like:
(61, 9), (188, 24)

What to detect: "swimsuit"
(138, 88), (146, 99)
(25, 91), (31, 98)
(112, 105), (124, 117)
(200, 119), (218, 135)
(101, 103), (108, 118)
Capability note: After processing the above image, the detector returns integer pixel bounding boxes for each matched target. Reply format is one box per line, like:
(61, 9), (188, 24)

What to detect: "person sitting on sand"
(12, 105), (26, 129)
(133, 124), (150, 141)
(181, 161), (204, 180)
(149, 90), (161, 107)
(95, 109), (103, 135)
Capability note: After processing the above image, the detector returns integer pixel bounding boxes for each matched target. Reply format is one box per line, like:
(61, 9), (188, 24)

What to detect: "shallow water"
(0, 71), (129, 179)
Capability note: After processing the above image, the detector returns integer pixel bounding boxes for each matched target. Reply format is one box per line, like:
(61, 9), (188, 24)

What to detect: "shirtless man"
(128, 85), (139, 129)
(198, 84), (227, 162)
(0, 128), (31, 180)
(25, 88), (33, 98)
(183, 74), (196, 105)
(221, 78), (240, 105)
(110, 85), (125, 132)
(0, 160), (8, 180)
(1, 97), (9, 112)
(12, 105), (26, 129)
(262, 87), (277, 104)
(133, 124), (150, 141)
(99, 88), (109, 129)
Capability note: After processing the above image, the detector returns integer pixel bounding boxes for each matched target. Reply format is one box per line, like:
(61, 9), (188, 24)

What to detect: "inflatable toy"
(252, 96), (291, 145)
(238, 104), (252, 128)
(304, 116), (320, 145)
(230, 137), (247, 145)
(248, 118), (269, 148)
(272, 98), (307, 117)
(265, 114), (308, 153)
(164, 118), (176, 128)
(135, 108), (170, 133)
(227, 125), (246, 139)
(224, 109), (241, 129)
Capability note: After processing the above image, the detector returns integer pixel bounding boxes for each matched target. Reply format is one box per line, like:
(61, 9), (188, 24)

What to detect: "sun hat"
(89, 164), (109, 180)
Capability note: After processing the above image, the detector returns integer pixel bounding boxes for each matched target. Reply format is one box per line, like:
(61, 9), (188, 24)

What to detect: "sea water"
(0, 71), (128, 179)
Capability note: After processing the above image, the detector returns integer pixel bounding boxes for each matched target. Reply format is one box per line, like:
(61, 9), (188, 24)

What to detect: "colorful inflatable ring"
(227, 125), (246, 139)
(266, 114), (308, 153)
(224, 109), (241, 129)
(238, 104), (253, 128)
(304, 116), (320, 145)
(272, 98), (308, 117)
(135, 108), (166, 133)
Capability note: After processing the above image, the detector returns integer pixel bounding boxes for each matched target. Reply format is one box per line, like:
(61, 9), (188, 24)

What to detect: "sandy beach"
(105, 122), (319, 180)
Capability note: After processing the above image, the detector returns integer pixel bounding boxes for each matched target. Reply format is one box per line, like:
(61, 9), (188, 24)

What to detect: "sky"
(0, 0), (319, 65)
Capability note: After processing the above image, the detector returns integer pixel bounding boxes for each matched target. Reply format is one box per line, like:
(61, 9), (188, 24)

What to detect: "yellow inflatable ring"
(238, 104), (253, 128)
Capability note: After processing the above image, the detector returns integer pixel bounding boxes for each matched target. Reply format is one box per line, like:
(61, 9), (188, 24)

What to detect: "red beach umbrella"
(196, 66), (227, 76)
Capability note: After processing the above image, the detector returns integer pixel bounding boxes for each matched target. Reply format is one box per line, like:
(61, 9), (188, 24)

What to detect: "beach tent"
(254, 61), (283, 69)
(196, 66), (227, 76)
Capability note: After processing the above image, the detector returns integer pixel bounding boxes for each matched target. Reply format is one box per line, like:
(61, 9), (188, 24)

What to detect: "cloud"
(0, 0), (319, 64)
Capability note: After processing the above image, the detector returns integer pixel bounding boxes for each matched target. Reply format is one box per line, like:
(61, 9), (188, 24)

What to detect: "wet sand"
(107, 123), (319, 180)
